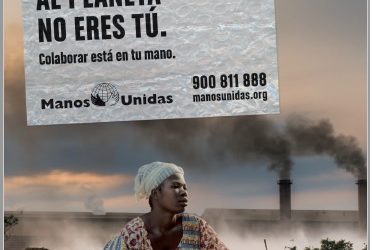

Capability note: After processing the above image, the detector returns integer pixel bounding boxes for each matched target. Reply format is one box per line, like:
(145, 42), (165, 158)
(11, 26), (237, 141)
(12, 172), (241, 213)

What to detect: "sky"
(4, 0), (367, 215)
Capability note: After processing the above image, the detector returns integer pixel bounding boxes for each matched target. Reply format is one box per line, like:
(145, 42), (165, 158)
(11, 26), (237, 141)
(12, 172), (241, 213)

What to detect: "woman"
(104, 161), (228, 250)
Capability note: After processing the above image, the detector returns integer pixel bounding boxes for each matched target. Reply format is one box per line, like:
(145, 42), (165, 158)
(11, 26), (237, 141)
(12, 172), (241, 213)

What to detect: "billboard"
(22, 0), (279, 125)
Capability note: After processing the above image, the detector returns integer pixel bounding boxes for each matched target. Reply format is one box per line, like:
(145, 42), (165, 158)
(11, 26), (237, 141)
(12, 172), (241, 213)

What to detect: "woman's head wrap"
(134, 161), (184, 200)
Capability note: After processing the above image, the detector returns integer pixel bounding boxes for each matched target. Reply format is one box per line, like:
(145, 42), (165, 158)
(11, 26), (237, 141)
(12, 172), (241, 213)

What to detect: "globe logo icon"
(91, 83), (120, 106)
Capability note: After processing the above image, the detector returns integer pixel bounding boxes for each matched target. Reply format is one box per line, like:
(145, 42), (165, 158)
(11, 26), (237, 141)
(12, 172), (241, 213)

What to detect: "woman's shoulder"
(181, 213), (219, 235)
(120, 216), (145, 235)
(181, 214), (229, 250)
(103, 217), (147, 250)
(180, 213), (209, 231)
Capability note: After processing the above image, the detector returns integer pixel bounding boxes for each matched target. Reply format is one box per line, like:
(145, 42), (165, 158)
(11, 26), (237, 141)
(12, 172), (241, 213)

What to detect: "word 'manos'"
(36, 0), (166, 42)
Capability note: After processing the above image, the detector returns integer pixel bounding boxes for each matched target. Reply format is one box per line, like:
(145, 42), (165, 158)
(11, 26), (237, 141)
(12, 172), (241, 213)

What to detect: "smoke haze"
(7, 219), (366, 250)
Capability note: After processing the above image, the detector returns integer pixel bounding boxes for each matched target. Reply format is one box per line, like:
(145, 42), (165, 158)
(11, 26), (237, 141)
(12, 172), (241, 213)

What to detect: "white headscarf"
(134, 161), (184, 200)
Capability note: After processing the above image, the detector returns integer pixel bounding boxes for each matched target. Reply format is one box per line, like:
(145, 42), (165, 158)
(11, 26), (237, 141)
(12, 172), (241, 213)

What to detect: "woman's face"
(156, 173), (188, 214)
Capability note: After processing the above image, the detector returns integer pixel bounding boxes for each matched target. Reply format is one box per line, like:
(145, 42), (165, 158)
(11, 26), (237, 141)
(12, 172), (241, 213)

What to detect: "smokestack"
(356, 179), (367, 232)
(278, 179), (292, 220)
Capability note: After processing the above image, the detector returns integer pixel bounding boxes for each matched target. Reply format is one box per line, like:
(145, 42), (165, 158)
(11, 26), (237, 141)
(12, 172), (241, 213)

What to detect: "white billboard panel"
(22, 0), (280, 125)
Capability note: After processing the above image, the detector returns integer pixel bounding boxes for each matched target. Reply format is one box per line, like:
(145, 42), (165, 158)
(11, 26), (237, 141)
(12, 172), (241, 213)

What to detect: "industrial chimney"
(278, 179), (292, 220)
(356, 179), (367, 232)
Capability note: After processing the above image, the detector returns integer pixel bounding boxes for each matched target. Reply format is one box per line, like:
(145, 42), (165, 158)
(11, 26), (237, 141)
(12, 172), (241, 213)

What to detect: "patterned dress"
(103, 213), (229, 250)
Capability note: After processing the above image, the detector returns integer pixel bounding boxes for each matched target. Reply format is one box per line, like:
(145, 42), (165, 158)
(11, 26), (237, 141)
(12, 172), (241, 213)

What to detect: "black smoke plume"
(132, 115), (366, 179)
(286, 115), (366, 178)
